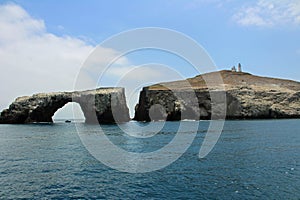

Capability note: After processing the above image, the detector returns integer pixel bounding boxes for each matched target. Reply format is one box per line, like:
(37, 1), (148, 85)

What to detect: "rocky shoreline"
(134, 70), (300, 121)
(0, 88), (130, 124)
(1, 70), (300, 124)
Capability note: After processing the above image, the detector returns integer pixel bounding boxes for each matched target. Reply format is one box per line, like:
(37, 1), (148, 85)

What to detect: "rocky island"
(0, 88), (130, 124)
(1, 70), (300, 124)
(134, 70), (300, 121)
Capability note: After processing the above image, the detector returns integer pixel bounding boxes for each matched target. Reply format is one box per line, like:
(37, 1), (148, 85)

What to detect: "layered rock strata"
(134, 70), (300, 121)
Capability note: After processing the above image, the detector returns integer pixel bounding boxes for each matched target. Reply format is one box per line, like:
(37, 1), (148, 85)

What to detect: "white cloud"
(0, 3), (97, 110)
(233, 0), (300, 27)
(0, 3), (141, 115)
(0, 3), (174, 118)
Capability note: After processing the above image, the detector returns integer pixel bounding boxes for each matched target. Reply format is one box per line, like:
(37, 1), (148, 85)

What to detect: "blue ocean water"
(0, 120), (299, 199)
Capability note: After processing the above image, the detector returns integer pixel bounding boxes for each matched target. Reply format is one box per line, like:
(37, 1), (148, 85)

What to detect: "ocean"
(0, 120), (299, 199)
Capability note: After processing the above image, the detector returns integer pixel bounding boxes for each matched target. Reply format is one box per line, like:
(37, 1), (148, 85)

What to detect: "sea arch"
(0, 88), (130, 124)
(52, 102), (85, 122)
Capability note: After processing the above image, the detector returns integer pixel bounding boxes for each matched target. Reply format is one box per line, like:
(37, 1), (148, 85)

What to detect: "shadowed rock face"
(134, 70), (300, 121)
(0, 88), (130, 124)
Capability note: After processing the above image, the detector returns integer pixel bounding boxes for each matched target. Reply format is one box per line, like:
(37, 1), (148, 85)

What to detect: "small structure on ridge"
(238, 63), (242, 72)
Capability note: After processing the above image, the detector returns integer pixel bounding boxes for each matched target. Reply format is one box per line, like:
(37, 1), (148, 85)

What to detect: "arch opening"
(52, 102), (85, 123)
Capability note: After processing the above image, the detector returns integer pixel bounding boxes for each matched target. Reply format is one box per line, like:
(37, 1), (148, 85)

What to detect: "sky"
(0, 0), (300, 118)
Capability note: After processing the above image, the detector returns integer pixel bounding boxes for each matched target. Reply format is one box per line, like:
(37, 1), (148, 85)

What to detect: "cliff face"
(0, 88), (130, 124)
(2, 71), (300, 123)
(134, 70), (300, 121)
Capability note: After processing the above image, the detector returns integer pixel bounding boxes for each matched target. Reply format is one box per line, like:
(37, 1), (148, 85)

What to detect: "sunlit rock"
(0, 88), (130, 124)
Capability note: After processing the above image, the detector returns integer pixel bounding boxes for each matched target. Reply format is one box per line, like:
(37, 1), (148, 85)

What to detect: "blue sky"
(0, 0), (300, 117)
(13, 0), (300, 77)
(3, 0), (299, 78)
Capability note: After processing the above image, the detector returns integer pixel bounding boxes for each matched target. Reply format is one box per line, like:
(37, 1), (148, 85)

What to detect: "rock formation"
(2, 71), (300, 124)
(0, 88), (130, 124)
(134, 70), (300, 121)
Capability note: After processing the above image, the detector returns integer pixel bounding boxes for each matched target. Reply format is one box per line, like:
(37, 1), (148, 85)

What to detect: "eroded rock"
(134, 70), (300, 121)
(0, 88), (130, 124)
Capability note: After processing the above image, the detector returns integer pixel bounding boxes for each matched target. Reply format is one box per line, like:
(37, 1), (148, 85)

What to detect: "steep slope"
(134, 70), (300, 121)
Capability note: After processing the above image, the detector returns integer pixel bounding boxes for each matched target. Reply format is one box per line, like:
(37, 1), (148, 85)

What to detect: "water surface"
(0, 120), (299, 199)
